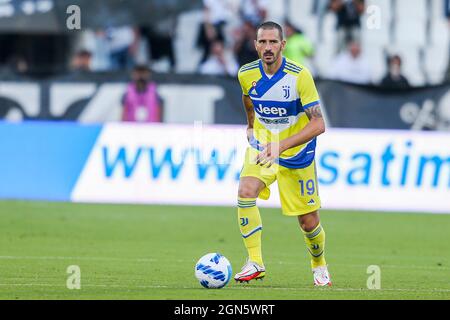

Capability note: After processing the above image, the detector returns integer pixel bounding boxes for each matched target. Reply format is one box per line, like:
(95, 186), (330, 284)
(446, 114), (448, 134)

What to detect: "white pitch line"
(225, 287), (450, 293)
(0, 283), (449, 293)
(332, 263), (450, 271)
(1, 255), (447, 271)
(0, 256), (157, 262)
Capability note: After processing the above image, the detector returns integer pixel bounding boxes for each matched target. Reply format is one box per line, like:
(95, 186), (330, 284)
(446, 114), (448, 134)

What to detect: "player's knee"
(299, 212), (320, 232)
(238, 185), (259, 199)
(301, 222), (317, 232)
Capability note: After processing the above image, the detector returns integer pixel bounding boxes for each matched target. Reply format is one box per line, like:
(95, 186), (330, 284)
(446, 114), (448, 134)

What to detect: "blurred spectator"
(199, 40), (239, 76)
(233, 20), (259, 67)
(328, 41), (371, 84)
(240, 0), (269, 26)
(122, 65), (163, 123)
(380, 55), (410, 89)
(6, 55), (28, 74)
(446, 0), (450, 18)
(329, 0), (365, 53)
(70, 49), (92, 73)
(445, 0), (450, 80)
(104, 26), (139, 70)
(283, 21), (314, 65)
(78, 29), (111, 71)
(197, 0), (234, 66)
(140, 17), (177, 72)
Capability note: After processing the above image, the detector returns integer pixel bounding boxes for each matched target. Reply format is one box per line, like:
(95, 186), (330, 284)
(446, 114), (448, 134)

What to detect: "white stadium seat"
(363, 46), (387, 84)
(424, 45), (449, 84)
(314, 41), (336, 77)
(394, 0), (427, 46)
(174, 10), (204, 73)
(287, 0), (317, 43)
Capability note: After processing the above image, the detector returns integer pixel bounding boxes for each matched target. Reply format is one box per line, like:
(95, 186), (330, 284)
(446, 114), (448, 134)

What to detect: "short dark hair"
(256, 21), (284, 40)
(390, 55), (402, 65)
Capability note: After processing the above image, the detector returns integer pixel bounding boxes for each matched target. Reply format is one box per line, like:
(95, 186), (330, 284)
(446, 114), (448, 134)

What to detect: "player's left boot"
(312, 265), (332, 287)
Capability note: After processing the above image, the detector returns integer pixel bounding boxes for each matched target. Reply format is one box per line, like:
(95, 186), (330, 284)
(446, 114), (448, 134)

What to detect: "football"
(194, 253), (232, 289)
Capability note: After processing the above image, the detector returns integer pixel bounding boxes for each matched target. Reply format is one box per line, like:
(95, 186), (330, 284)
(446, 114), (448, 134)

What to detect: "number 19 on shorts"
(299, 179), (315, 196)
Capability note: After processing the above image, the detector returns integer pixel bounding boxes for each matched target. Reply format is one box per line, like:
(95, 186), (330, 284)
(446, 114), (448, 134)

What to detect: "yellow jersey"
(238, 56), (321, 169)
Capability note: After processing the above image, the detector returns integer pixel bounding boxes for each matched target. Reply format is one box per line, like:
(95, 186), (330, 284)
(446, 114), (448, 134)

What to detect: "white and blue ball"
(194, 253), (232, 289)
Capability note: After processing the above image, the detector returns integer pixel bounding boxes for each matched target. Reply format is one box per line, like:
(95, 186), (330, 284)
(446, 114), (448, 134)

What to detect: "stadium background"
(0, 0), (449, 300)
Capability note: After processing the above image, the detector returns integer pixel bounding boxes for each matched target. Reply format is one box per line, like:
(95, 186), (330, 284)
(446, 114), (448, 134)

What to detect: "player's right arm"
(238, 66), (255, 142)
(242, 94), (255, 142)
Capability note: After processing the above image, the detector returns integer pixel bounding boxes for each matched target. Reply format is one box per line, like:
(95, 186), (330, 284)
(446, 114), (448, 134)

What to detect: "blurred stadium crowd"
(1, 0), (449, 87)
(68, 0), (450, 87)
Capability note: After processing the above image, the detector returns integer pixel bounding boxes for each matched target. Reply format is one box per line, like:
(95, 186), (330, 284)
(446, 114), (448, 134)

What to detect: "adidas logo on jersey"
(307, 199), (316, 206)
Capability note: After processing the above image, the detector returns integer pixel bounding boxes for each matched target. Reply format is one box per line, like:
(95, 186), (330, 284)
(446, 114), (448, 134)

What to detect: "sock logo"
(311, 244), (320, 250)
(240, 218), (249, 226)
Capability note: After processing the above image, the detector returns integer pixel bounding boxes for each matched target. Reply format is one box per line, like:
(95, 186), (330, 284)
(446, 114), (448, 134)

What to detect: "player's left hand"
(255, 142), (282, 168)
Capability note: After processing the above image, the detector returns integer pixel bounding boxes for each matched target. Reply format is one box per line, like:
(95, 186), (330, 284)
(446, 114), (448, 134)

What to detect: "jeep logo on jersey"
(256, 104), (288, 117)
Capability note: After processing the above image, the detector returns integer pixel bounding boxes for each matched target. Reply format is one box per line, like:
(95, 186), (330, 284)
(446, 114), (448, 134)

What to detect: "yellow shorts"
(240, 147), (321, 216)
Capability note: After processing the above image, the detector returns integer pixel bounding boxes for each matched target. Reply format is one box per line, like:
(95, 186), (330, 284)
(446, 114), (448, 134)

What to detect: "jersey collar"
(258, 56), (286, 81)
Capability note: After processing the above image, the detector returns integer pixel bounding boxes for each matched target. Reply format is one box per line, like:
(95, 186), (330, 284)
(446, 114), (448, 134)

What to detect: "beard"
(261, 51), (279, 65)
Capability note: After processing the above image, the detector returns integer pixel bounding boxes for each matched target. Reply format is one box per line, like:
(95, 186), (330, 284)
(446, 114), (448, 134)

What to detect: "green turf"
(0, 200), (448, 300)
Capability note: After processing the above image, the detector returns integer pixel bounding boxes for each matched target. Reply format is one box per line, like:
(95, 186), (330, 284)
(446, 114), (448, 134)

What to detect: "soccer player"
(234, 21), (331, 286)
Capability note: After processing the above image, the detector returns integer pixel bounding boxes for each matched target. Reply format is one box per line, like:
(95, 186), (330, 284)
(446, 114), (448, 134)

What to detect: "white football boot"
(234, 259), (265, 283)
(312, 265), (332, 287)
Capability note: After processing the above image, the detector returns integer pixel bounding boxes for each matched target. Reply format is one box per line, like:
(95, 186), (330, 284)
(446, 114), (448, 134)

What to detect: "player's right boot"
(234, 259), (265, 283)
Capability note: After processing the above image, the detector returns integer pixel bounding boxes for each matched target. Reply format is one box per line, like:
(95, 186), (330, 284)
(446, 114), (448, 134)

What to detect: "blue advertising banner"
(0, 121), (449, 213)
(0, 121), (101, 200)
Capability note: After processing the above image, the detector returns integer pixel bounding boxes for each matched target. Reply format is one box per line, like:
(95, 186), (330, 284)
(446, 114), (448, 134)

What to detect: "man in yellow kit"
(235, 21), (331, 286)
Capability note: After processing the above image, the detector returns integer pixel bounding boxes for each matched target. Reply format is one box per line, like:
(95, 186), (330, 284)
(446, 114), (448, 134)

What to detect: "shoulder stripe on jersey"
(240, 61), (259, 70)
(286, 64), (303, 72)
(243, 60), (259, 67)
(241, 63), (258, 70)
(285, 65), (300, 72)
(286, 63), (302, 71)
(240, 65), (259, 73)
(284, 66), (301, 74)
(286, 61), (302, 68)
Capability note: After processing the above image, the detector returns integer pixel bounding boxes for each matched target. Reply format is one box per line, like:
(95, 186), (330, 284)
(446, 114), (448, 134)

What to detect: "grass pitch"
(0, 201), (448, 300)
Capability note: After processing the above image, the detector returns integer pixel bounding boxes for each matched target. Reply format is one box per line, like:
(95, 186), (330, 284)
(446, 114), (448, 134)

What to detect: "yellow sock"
(302, 223), (326, 269)
(238, 197), (263, 267)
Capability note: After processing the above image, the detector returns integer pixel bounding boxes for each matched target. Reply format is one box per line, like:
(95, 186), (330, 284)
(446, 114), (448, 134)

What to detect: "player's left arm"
(256, 69), (325, 167)
(256, 105), (325, 167)
(279, 69), (325, 152)
(278, 103), (325, 153)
